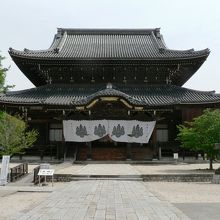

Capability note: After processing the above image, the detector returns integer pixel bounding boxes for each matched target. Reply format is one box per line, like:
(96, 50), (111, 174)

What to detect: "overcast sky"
(1, 0), (219, 92)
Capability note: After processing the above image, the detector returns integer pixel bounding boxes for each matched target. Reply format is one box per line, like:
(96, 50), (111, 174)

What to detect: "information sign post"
(0, 155), (10, 186)
(38, 169), (55, 187)
(173, 153), (178, 163)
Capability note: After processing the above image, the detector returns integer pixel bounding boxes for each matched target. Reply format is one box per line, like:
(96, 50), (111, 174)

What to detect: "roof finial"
(106, 83), (112, 89)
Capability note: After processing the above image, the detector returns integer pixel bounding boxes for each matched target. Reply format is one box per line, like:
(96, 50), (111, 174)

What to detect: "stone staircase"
(69, 174), (143, 181)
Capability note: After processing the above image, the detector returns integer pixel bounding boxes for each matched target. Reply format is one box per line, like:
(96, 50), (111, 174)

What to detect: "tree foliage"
(0, 112), (38, 156)
(0, 54), (7, 92)
(0, 53), (14, 93)
(177, 109), (220, 169)
(0, 53), (36, 156)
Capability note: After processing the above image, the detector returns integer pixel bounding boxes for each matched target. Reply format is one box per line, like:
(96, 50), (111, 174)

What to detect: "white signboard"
(38, 169), (54, 176)
(38, 169), (55, 187)
(173, 153), (179, 160)
(0, 155), (10, 186)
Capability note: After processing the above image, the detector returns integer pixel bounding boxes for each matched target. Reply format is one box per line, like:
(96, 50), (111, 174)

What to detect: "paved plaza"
(1, 163), (220, 220)
(11, 180), (190, 220)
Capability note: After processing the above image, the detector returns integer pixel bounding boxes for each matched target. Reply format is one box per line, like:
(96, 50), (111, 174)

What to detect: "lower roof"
(0, 84), (220, 107)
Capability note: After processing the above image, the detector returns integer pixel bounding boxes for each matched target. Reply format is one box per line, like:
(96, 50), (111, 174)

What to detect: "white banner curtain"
(63, 120), (108, 142)
(63, 120), (156, 143)
(108, 120), (156, 143)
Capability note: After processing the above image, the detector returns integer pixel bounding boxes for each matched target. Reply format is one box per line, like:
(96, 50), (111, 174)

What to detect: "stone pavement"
(74, 164), (140, 175)
(12, 180), (190, 220)
(52, 162), (220, 175)
(3, 163), (220, 219)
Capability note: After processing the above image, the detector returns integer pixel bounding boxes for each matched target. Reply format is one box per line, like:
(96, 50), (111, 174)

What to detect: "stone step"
(53, 173), (213, 182)
(70, 177), (143, 181)
(71, 174), (142, 178)
(70, 174), (143, 181)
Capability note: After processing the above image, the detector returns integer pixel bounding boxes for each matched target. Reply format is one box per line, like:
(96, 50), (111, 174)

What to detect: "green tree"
(0, 53), (14, 93)
(177, 109), (220, 169)
(0, 112), (38, 156)
(0, 54), (37, 156)
(0, 54), (7, 92)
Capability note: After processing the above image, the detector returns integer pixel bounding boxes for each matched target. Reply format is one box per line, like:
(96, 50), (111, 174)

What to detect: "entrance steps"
(74, 159), (210, 165)
(74, 160), (177, 165)
(69, 174), (143, 181)
(53, 173), (213, 182)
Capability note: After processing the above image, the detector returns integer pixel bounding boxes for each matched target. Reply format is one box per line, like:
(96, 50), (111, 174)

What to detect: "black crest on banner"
(112, 124), (125, 138)
(76, 124), (88, 138)
(94, 124), (106, 137)
(128, 125), (143, 138)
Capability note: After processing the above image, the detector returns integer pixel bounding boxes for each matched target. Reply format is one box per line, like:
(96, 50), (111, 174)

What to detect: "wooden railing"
(10, 163), (28, 182)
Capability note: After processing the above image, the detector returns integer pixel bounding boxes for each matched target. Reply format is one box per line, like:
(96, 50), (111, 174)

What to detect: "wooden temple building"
(1, 28), (220, 161)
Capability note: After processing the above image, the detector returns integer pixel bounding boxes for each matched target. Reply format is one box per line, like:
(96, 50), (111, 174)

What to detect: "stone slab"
(174, 203), (220, 220)
(12, 180), (190, 220)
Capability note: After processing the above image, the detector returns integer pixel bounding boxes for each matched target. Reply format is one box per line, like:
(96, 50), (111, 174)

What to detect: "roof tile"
(1, 84), (220, 107)
(9, 29), (209, 60)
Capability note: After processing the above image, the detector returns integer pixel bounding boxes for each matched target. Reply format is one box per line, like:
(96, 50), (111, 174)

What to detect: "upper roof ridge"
(57, 28), (160, 35)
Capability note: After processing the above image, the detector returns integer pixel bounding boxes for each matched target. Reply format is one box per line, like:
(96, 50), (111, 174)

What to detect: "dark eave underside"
(0, 84), (220, 107)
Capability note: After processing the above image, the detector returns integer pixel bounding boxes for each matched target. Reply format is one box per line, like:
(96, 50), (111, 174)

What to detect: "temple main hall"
(1, 28), (220, 160)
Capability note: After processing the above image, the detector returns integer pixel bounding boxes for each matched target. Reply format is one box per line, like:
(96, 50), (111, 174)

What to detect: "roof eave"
(8, 51), (210, 62)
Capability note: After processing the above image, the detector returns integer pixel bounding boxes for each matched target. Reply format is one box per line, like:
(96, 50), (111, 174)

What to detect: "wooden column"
(62, 122), (65, 161)
(45, 122), (49, 144)
(87, 142), (92, 160)
(152, 127), (158, 159)
(158, 146), (161, 160)
(126, 143), (132, 160)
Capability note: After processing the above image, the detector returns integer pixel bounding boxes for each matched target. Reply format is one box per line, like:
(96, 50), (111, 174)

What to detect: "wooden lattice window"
(49, 123), (63, 141)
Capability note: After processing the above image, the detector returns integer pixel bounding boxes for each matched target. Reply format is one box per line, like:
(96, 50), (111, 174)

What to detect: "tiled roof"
(0, 84), (220, 107)
(9, 28), (209, 60)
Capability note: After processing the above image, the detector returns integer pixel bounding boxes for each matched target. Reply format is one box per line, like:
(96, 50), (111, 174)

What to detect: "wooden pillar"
(87, 142), (92, 160)
(62, 139), (65, 161)
(63, 144), (67, 161)
(56, 144), (59, 160)
(62, 122), (65, 161)
(158, 147), (161, 160)
(50, 145), (53, 161)
(152, 127), (158, 159)
(126, 143), (132, 160)
(45, 122), (49, 144)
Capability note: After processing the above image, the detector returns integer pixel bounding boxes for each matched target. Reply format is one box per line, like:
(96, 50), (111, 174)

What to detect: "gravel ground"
(145, 181), (220, 220)
(145, 182), (220, 203)
(133, 163), (220, 174)
(0, 182), (68, 220)
(0, 191), (50, 220)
